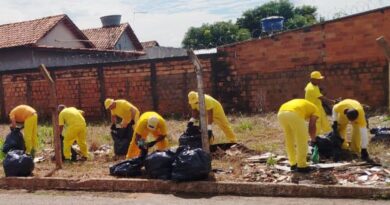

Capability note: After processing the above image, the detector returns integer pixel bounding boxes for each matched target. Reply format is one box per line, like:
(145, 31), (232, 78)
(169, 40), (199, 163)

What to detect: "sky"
(0, 0), (389, 47)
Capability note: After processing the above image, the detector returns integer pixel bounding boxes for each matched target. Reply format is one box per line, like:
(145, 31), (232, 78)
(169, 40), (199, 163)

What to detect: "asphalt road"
(0, 190), (388, 205)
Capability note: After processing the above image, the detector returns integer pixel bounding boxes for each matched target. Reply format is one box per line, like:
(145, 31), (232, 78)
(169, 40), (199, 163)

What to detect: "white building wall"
(115, 33), (135, 50)
(37, 21), (86, 48)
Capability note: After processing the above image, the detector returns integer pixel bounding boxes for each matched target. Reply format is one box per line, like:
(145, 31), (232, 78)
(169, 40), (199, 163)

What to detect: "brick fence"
(1, 7), (390, 121)
(216, 7), (390, 113)
(0, 56), (214, 121)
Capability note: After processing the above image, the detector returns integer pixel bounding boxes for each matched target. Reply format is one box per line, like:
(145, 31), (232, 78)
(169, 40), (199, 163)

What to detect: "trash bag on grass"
(3, 150), (34, 177)
(109, 147), (148, 177)
(171, 148), (211, 181)
(315, 131), (344, 162)
(370, 127), (390, 144)
(178, 125), (202, 149)
(111, 124), (133, 156)
(2, 127), (25, 154)
(145, 150), (176, 180)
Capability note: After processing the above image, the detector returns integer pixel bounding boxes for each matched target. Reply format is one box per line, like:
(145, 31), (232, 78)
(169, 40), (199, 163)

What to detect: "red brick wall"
(0, 57), (213, 121)
(217, 7), (390, 112)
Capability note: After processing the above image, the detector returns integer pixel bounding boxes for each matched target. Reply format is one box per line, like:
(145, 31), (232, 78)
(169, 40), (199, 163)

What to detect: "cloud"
(0, 0), (389, 47)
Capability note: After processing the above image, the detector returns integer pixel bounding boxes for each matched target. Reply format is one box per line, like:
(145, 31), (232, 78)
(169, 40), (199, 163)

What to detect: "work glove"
(332, 121), (338, 134)
(145, 140), (158, 148)
(136, 139), (146, 149)
(361, 149), (370, 161)
(129, 120), (135, 127)
(110, 123), (116, 130)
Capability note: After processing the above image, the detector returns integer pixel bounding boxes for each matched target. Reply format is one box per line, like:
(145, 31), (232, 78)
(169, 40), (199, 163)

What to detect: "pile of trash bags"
(110, 124), (133, 156)
(110, 126), (211, 181)
(2, 127), (34, 177)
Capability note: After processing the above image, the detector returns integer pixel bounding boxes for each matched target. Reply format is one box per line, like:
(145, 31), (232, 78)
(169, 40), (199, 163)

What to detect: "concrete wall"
(37, 21), (86, 49)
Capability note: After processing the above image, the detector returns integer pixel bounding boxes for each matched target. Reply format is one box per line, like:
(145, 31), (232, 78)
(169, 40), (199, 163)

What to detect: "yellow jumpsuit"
(9, 105), (38, 154)
(278, 99), (320, 168)
(126, 112), (169, 159)
(110, 99), (140, 127)
(190, 94), (237, 143)
(59, 107), (88, 160)
(333, 99), (367, 154)
(305, 82), (331, 135)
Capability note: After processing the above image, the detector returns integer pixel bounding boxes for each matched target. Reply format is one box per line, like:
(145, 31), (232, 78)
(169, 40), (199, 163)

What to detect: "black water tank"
(100, 15), (121, 27)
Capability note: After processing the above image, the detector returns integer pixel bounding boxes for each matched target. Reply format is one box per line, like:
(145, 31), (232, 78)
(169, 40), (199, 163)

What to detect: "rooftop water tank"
(261, 16), (284, 33)
(100, 15), (121, 27)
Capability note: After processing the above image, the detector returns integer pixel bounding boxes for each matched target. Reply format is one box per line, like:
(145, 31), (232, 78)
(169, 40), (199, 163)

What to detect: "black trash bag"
(179, 125), (203, 149)
(60, 135), (78, 161)
(3, 150), (34, 177)
(171, 148), (211, 181)
(111, 124), (133, 156)
(314, 131), (344, 162)
(109, 147), (148, 177)
(321, 99), (333, 116)
(370, 127), (390, 144)
(2, 127), (25, 154)
(144, 150), (176, 180)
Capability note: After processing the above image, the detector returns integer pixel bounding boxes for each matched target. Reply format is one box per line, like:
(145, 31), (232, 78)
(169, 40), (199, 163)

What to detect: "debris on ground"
(212, 145), (390, 187)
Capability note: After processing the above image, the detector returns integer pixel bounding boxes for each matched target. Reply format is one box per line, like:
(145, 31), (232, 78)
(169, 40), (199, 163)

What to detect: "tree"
(182, 21), (250, 49)
(236, 0), (318, 37)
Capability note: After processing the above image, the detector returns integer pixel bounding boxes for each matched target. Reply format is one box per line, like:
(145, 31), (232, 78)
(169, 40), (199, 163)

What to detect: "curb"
(0, 177), (389, 199)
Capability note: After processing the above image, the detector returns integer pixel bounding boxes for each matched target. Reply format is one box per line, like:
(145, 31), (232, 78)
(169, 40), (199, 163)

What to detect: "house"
(0, 14), (144, 71)
(82, 15), (143, 51)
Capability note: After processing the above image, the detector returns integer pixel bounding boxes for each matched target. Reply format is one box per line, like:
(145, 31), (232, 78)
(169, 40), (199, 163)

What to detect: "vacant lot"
(0, 113), (389, 185)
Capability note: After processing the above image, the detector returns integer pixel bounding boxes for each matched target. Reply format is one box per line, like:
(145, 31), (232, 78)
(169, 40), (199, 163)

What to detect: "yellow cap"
(188, 91), (198, 104)
(310, 71), (324, 80)
(147, 116), (159, 131)
(104, 98), (114, 109)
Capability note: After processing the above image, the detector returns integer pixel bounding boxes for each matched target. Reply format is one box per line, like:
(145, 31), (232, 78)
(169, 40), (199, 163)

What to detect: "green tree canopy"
(236, 0), (318, 37)
(182, 21), (250, 49)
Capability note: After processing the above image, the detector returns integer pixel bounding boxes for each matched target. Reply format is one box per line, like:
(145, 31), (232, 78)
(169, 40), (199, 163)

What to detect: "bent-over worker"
(278, 99), (319, 173)
(9, 105), (38, 155)
(58, 105), (88, 161)
(187, 91), (237, 143)
(332, 99), (370, 161)
(126, 111), (169, 159)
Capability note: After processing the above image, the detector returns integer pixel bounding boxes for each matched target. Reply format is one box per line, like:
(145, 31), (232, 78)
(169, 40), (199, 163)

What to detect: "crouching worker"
(126, 111), (169, 159)
(104, 98), (140, 128)
(278, 99), (319, 173)
(58, 105), (88, 162)
(187, 91), (237, 143)
(332, 99), (370, 161)
(9, 105), (38, 156)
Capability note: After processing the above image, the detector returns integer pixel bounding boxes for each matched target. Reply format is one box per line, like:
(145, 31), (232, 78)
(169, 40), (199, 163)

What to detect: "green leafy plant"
(266, 155), (277, 167)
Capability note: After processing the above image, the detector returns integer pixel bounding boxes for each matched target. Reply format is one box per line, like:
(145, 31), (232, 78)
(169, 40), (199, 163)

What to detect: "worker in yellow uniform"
(126, 111), (169, 159)
(9, 105), (38, 155)
(58, 105), (88, 161)
(104, 98), (140, 128)
(332, 99), (370, 161)
(304, 71), (333, 135)
(187, 91), (237, 143)
(278, 99), (319, 173)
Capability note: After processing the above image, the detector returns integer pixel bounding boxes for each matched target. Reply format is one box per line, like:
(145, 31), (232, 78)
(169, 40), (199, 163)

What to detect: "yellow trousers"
(126, 133), (169, 159)
(24, 113), (38, 154)
(278, 111), (309, 168)
(63, 126), (88, 160)
(338, 121), (361, 154)
(213, 106), (237, 143)
(316, 105), (331, 135)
